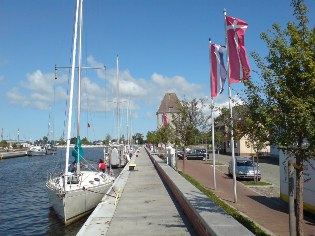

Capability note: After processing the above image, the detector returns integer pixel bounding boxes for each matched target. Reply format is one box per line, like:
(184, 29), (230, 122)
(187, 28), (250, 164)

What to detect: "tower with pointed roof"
(156, 93), (181, 129)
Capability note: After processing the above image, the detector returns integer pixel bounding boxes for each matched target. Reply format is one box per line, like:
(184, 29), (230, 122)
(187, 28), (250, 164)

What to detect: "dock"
(78, 147), (252, 236)
(0, 151), (28, 159)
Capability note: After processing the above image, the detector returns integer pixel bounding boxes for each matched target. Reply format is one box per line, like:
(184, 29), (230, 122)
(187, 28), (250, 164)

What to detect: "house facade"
(215, 105), (270, 157)
(224, 135), (270, 157)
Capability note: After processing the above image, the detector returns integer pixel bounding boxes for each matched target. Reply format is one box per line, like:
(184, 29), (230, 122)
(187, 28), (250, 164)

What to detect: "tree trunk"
(255, 153), (259, 183)
(295, 156), (304, 236)
(183, 148), (186, 172)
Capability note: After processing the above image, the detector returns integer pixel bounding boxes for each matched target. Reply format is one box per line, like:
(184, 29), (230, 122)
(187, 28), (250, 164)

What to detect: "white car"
(228, 157), (261, 180)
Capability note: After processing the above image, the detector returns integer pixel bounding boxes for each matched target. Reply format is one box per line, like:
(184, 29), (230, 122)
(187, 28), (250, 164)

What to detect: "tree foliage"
(81, 137), (90, 145)
(146, 131), (159, 146)
(0, 140), (8, 148)
(133, 133), (144, 144)
(243, 1), (314, 234)
(172, 97), (209, 146)
(157, 124), (174, 147)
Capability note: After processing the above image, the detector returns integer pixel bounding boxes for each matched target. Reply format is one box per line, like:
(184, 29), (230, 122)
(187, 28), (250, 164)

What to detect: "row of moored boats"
(27, 144), (57, 156)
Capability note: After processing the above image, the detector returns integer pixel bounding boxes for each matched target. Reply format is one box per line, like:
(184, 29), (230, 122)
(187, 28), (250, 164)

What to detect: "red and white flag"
(226, 15), (251, 83)
(210, 43), (227, 98)
(162, 112), (167, 128)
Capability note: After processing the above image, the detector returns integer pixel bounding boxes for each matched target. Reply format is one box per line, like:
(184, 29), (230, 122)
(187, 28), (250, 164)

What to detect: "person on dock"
(98, 159), (106, 173)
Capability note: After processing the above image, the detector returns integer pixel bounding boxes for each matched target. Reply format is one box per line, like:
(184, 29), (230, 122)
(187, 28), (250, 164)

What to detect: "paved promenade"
(177, 159), (315, 236)
(78, 147), (252, 236)
(78, 147), (196, 235)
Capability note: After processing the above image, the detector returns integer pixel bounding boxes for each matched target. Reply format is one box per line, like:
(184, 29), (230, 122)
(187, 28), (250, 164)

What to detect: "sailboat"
(46, 0), (114, 225)
(45, 111), (57, 155)
(108, 56), (129, 168)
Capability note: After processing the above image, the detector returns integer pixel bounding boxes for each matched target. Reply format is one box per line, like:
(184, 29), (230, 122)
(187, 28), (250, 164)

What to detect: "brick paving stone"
(177, 159), (315, 236)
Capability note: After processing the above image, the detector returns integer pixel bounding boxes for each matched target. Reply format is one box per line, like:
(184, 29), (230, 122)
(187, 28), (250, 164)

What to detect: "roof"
(157, 93), (181, 114)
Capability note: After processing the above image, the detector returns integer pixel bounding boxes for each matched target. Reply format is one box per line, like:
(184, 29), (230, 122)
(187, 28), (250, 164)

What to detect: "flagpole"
(224, 9), (237, 203)
(209, 38), (216, 190)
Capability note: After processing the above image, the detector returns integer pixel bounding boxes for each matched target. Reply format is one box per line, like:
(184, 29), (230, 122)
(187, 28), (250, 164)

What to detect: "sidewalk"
(78, 147), (196, 236)
(78, 148), (253, 236)
(177, 159), (315, 236)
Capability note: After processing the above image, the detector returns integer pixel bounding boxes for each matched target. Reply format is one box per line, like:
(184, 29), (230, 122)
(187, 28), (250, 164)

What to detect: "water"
(0, 148), (121, 235)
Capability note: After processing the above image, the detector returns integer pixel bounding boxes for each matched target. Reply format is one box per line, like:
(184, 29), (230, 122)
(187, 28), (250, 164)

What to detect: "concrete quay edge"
(0, 151), (28, 159)
(146, 148), (254, 236)
(77, 154), (136, 236)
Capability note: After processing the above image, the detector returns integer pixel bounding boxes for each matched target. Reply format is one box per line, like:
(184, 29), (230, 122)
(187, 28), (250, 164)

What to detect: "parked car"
(228, 157), (261, 180)
(178, 149), (207, 160)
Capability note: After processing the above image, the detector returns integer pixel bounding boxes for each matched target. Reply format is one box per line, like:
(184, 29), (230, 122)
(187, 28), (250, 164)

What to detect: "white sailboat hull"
(46, 171), (114, 225)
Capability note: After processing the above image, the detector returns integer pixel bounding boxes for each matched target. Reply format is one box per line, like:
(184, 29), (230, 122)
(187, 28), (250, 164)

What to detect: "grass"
(240, 180), (272, 186)
(179, 171), (272, 236)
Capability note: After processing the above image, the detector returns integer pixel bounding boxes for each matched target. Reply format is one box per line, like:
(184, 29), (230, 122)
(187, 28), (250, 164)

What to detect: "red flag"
(88, 123), (90, 128)
(226, 15), (251, 83)
(210, 43), (227, 98)
(162, 112), (167, 128)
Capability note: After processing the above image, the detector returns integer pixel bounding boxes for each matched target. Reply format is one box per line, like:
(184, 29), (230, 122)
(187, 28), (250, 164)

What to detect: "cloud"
(5, 57), (212, 119)
(202, 94), (243, 118)
(6, 70), (67, 110)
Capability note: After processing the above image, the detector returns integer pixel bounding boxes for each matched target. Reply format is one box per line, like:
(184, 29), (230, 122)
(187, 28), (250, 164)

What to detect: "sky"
(0, 0), (314, 143)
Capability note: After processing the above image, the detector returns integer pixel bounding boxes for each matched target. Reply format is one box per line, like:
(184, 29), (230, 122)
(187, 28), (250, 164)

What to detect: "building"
(279, 150), (315, 215)
(215, 105), (270, 157)
(156, 93), (181, 129)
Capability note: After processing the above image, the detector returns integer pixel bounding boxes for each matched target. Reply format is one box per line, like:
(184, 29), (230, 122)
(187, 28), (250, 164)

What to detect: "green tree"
(243, 1), (314, 234)
(214, 129), (225, 154)
(70, 137), (77, 144)
(81, 137), (90, 145)
(104, 134), (111, 144)
(146, 131), (159, 147)
(216, 106), (246, 142)
(237, 105), (269, 182)
(157, 124), (174, 149)
(42, 136), (48, 144)
(132, 133), (144, 145)
(172, 97), (209, 147)
(0, 140), (8, 148)
(58, 137), (66, 145)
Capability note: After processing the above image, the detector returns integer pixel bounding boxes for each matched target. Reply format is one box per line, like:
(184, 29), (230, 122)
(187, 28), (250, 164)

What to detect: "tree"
(157, 124), (174, 150)
(58, 137), (66, 145)
(172, 97), (209, 147)
(216, 106), (248, 143)
(214, 128), (225, 154)
(237, 105), (269, 182)
(81, 137), (90, 145)
(0, 140), (8, 148)
(70, 137), (77, 144)
(132, 133), (144, 145)
(104, 134), (111, 144)
(42, 136), (48, 144)
(243, 1), (315, 234)
(146, 131), (159, 148)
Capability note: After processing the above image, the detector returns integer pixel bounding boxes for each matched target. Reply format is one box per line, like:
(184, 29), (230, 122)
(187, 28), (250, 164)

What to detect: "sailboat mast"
(126, 99), (129, 146)
(77, 0), (83, 137)
(64, 0), (80, 180)
(75, 0), (83, 174)
(116, 55), (120, 143)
